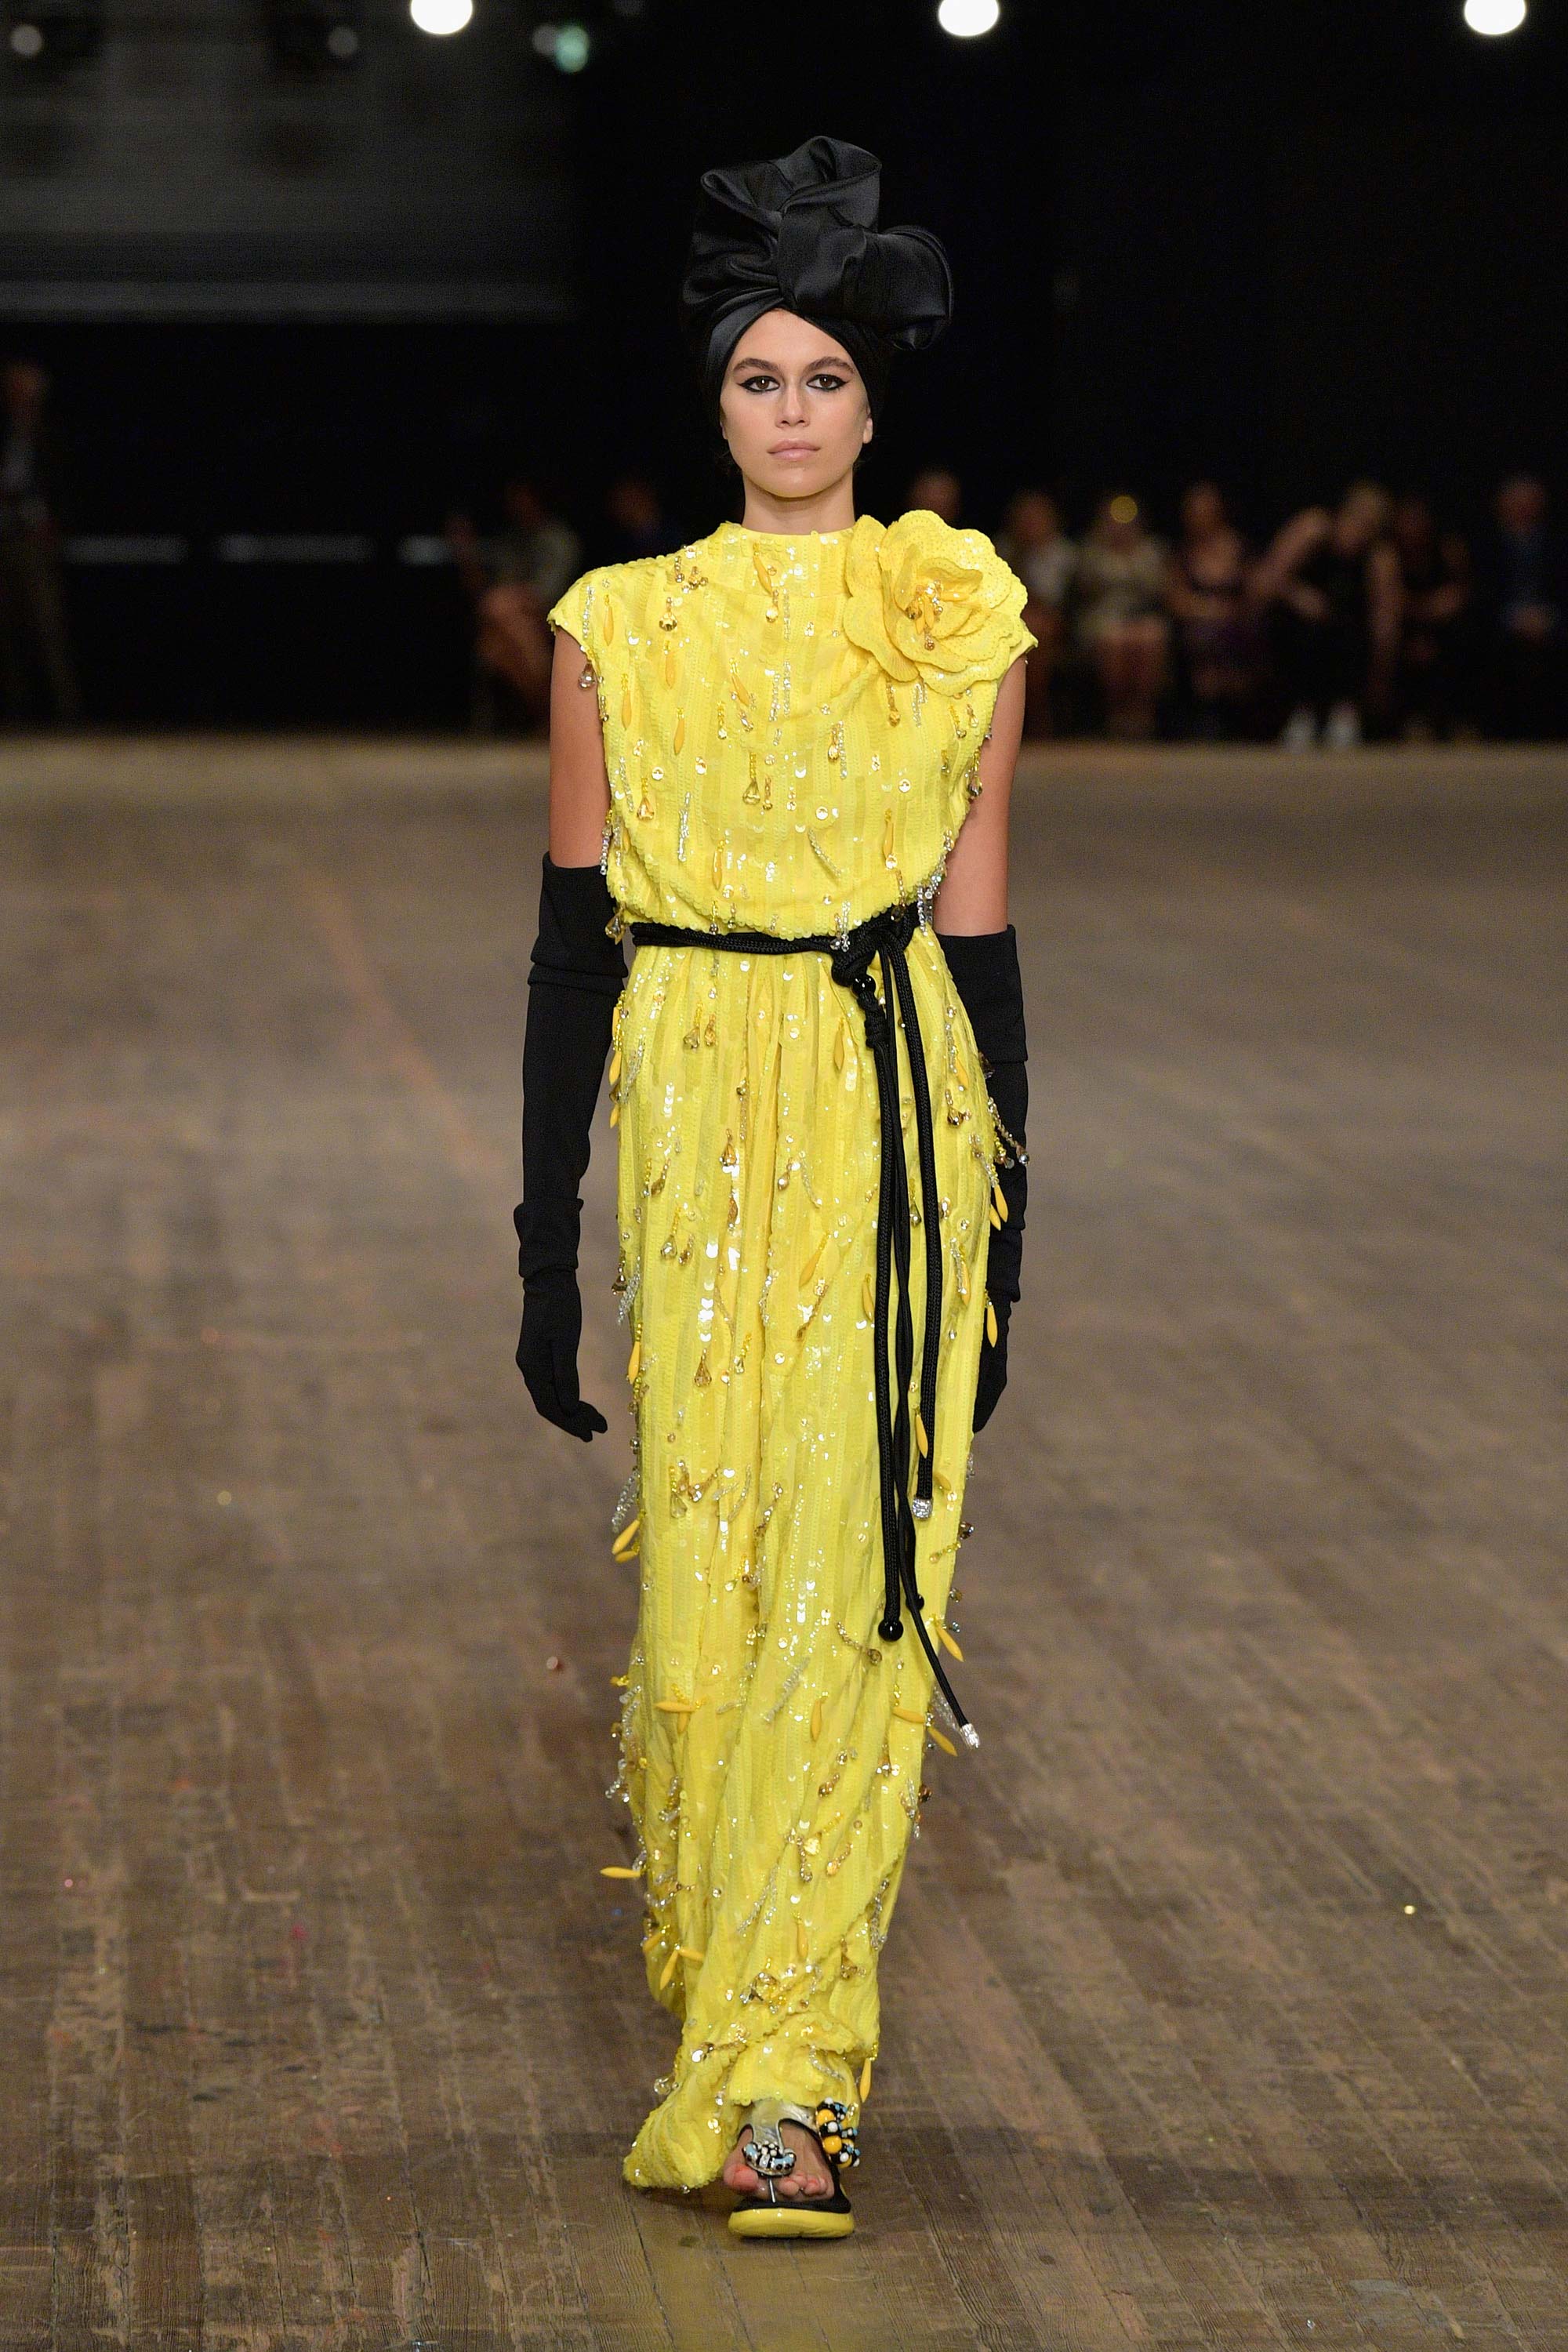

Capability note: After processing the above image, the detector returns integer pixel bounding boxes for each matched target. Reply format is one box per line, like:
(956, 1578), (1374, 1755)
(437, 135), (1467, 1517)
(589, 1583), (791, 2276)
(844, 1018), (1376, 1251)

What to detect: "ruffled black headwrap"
(679, 135), (953, 424)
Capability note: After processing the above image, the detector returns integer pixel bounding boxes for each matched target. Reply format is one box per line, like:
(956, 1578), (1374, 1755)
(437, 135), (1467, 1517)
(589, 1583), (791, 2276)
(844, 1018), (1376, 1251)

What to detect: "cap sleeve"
(546, 567), (601, 649)
(963, 537), (1036, 690)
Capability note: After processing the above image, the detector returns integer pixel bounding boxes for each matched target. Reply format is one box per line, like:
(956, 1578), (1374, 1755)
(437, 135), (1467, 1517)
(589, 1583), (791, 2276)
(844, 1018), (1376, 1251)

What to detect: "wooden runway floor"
(3, 739), (1566, 2351)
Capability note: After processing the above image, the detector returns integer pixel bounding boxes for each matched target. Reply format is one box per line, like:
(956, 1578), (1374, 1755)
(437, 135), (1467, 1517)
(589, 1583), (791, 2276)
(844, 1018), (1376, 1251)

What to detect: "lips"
(770, 444), (817, 456)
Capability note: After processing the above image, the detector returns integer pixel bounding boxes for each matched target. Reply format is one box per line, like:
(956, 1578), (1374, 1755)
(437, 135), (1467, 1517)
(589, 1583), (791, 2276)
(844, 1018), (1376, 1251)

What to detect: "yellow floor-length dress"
(548, 511), (1033, 2190)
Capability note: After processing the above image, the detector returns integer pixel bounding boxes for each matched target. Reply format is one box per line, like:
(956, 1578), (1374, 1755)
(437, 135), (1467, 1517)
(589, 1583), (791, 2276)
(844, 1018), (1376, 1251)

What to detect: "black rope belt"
(630, 900), (977, 1748)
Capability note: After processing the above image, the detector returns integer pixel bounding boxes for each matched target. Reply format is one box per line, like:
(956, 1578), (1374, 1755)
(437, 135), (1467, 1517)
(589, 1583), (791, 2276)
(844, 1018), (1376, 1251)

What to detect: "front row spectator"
(447, 476), (583, 734)
(996, 488), (1076, 737)
(0, 358), (80, 725)
(604, 473), (672, 563)
(1073, 492), (1171, 741)
(1475, 474), (1566, 741)
(905, 466), (963, 527)
(1257, 482), (1402, 749)
(1167, 481), (1261, 739)
(1391, 495), (1472, 740)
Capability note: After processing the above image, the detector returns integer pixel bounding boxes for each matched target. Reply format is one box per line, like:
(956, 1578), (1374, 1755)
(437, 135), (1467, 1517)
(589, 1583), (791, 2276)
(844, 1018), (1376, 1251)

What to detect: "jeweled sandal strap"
(811, 2100), (862, 2170)
(740, 2100), (816, 2205)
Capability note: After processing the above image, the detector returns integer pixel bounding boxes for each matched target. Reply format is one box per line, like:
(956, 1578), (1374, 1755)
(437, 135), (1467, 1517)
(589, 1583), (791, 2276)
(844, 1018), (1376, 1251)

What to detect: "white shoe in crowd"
(1280, 706), (1318, 750)
(1323, 700), (1363, 750)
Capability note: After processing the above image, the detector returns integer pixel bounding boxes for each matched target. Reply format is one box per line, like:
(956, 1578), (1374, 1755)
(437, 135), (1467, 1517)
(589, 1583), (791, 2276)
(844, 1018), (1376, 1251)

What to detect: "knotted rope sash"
(630, 899), (976, 1746)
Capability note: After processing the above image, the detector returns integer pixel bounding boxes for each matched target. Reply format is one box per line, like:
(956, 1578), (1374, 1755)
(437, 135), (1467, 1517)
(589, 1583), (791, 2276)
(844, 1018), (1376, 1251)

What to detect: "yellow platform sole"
(728, 2201), (855, 2241)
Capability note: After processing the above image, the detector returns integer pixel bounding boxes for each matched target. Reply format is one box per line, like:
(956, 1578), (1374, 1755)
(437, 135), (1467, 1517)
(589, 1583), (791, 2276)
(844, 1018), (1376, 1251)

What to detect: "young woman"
(1166, 481), (1262, 740)
(514, 138), (1033, 2240)
(1072, 491), (1171, 740)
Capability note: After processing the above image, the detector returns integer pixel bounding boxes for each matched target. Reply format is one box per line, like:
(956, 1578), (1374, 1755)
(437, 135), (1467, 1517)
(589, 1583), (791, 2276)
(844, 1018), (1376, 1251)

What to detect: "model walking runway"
(513, 138), (1033, 2224)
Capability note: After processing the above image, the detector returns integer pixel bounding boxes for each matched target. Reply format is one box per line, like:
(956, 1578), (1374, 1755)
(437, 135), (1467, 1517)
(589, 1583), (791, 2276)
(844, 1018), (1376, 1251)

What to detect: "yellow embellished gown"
(547, 510), (1033, 2190)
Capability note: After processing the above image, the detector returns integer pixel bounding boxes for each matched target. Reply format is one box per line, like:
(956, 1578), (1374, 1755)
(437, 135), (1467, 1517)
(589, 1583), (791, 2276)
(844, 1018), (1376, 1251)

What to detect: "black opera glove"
(514, 854), (627, 1442)
(935, 926), (1029, 1434)
(517, 1269), (606, 1442)
(974, 1294), (1011, 1433)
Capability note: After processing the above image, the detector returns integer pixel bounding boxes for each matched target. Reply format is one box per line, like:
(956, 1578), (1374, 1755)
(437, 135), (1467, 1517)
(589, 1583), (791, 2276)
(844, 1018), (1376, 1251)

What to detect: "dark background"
(5, 0), (1566, 724)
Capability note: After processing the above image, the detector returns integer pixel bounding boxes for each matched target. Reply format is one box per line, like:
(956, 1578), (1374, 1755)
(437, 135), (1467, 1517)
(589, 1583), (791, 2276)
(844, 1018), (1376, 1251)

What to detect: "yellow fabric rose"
(843, 509), (1033, 697)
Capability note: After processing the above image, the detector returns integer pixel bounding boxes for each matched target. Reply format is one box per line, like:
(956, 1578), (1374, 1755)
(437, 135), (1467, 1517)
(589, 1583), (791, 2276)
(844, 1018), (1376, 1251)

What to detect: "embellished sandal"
(727, 2099), (858, 2241)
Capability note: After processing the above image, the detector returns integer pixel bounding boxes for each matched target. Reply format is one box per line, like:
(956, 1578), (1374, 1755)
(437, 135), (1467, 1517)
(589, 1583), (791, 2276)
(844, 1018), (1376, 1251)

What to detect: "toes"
(775, 2167), (829, 2201)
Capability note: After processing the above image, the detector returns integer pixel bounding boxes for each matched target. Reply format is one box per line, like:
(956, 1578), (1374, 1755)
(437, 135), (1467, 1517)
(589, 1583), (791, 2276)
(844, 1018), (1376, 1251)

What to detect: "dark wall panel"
(0, 0), (575, 319)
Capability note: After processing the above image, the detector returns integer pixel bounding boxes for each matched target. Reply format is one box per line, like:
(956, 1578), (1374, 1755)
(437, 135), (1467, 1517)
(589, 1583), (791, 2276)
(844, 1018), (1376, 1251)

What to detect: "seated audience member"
(1475, 475), (1566, 740)
(996, 488), (1077, 737)
(1166, 481), (1262, 739)
(904, 466), (963, 527)
(1391, 495), (1472, 740)
(1071, 492), (1171, 740)
(447, 476), (583, 734)
(1256, 481), (1401, 749)
(603, 473), (672, 563)
(0, 358), (81, 725)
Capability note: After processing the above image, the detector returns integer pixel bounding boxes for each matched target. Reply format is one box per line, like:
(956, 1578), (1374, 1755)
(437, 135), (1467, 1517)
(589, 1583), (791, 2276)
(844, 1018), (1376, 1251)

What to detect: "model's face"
(718, 310), (871, 507)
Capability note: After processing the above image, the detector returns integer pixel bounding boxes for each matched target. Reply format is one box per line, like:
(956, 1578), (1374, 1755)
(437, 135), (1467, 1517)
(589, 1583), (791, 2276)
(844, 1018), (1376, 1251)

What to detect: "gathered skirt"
(605, 924), (996, 2190)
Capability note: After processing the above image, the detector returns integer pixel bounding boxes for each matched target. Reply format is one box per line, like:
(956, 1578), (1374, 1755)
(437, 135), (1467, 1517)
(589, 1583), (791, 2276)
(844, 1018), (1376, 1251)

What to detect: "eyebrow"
(729, 353), (858, 376)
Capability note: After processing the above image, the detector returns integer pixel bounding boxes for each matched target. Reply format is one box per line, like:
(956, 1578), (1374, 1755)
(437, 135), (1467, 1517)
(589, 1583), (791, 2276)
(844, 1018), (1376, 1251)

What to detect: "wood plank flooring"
(2, 739), (1566, 2350)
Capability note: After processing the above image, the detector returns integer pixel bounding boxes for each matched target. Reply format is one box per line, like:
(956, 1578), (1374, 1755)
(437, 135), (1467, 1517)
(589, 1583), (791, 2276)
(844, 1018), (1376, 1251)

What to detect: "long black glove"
(514, 854), (627, 1439)
(936, 926), (1029, 1432)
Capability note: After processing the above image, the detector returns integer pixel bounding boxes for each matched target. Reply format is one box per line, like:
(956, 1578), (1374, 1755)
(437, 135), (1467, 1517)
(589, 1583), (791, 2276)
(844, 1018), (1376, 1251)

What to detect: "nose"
(775, 381), (807, 426)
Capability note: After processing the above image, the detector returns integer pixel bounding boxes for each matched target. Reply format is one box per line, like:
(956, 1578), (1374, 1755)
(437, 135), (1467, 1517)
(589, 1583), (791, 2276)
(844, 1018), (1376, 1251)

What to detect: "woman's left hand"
(973, 1293), (1011, 1430)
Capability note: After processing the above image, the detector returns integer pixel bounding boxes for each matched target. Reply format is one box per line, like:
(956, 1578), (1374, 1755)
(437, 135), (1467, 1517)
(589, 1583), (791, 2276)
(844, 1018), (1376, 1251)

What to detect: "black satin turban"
(679, 135), (953, 423)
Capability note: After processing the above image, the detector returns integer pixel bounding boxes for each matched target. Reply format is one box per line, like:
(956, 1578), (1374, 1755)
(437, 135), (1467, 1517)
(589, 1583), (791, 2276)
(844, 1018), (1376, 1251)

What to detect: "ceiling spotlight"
(937, 0), (1000, 34)
(1463, 0), (1525, 27)
(3, 0), (102, 65)
(410, 0), (472, 31)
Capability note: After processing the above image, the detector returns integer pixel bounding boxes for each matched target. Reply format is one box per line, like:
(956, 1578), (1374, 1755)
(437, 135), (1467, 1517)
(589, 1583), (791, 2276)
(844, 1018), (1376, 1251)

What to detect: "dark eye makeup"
(737, 372), (852, 394)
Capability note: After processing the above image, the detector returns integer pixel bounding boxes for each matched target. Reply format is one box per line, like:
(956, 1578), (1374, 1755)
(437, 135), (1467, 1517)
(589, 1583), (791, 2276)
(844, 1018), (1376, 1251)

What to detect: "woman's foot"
(722, 2112), (834, 2202)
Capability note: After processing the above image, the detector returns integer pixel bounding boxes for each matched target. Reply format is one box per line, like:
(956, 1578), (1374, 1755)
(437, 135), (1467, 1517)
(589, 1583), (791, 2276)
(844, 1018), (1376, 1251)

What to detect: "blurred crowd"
(451, 466), (1568, 747)
(2, 344), (1562, 750)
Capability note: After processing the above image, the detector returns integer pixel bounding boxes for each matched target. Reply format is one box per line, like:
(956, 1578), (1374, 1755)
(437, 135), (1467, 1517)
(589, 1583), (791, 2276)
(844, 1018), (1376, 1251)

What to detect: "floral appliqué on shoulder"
(843, 510), (1033, 699)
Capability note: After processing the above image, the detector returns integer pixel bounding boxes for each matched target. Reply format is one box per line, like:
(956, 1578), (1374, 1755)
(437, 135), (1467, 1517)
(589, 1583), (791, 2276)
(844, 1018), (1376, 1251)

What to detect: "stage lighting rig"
(4, 0), (102, 68)
(263, 0), (362, 71)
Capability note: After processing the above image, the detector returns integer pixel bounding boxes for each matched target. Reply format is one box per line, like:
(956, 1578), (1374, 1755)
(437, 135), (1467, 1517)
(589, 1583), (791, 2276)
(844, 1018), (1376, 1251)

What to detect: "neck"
(738, 474), (857, 537)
